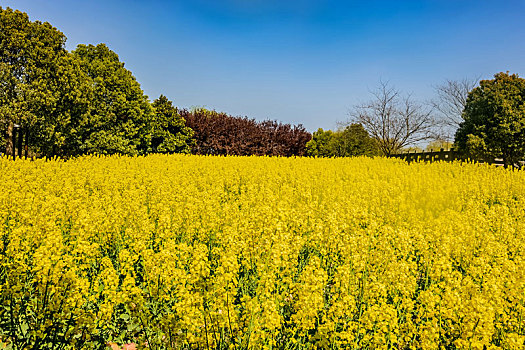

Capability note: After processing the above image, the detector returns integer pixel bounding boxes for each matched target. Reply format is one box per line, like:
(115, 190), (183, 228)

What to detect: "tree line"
(0, 7), (310, 158)
(309, 73), (525, 168)
(184, 109), (310, 156)
(2, 7), (525, 165)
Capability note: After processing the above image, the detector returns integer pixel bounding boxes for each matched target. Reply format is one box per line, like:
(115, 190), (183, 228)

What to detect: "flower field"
(1, 155), (524, 350)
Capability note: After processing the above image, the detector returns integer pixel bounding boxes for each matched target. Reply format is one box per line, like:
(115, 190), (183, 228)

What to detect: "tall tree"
(0, 7), (88, 157)
(72, 43), (154, 155)
(29, 54), (93, 157)
(0, 7), (33, 156)
(151, 95), (194, 154)
(349, 80), (434, 156)
(455, 72), (525, 167)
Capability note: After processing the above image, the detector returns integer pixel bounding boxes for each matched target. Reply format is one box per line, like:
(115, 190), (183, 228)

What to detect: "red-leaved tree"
(181, 109), (311, 156)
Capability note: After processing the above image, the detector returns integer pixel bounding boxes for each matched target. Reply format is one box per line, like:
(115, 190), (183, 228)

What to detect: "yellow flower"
(1, 155), (524, 349)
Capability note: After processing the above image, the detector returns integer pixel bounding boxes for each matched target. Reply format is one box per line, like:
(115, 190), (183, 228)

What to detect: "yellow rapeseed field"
(0, 155), (524, 350)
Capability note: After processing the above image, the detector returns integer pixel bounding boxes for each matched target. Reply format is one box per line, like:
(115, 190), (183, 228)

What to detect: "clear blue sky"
(2, 0), (525, 131)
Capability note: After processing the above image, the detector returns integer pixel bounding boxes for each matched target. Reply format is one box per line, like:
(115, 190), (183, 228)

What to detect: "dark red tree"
(181, 109), (311, 156)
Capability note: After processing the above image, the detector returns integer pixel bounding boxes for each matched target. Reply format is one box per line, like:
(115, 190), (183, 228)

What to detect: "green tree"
(0, 7), (34, 156)
(1, 8), (195, 158)
(306, 128), (334, 157)
(72, 43), (154, 155)
(306, 124), (378, 157)
(31, 54), (92, 157)
(331, 124), (379, 157)
(151, 95), (194, 153)
(0, 7), (89, 157)
(455, 72), (525, 167)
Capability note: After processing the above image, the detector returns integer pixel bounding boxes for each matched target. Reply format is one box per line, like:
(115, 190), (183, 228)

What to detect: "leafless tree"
(431, 77), (479, 140)
(349, 80), (435, 156)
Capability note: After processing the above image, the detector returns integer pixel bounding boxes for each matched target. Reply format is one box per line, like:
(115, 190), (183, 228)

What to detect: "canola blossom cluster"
(0, 155), (524, 350)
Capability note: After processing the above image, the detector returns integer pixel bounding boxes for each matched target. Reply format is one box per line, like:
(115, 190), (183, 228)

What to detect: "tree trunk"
(24, 128), (29, 158)
(17, 126), (23, 158)
(5, 122), (14, 157)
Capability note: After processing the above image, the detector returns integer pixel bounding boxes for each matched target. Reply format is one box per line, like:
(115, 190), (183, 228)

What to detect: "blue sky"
(2, 0), (524, 131)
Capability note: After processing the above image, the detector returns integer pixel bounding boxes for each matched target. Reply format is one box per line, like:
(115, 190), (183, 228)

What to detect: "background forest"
(0, 8), (311, 158)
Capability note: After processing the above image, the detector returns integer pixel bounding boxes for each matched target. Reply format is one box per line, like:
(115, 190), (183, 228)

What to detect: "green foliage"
(1, 6), (187, 158)
(455, 72), (525, 167)
(306, 124), (379, 157)
(2, 6), (315, 159)
(0, 7), (91, 157)
(151, 95), (194, 154)
(306, 128), (334, 157)
(334, 124), (380, 157)
(72, 44), (154, 156)
(32, 54), (93, 157)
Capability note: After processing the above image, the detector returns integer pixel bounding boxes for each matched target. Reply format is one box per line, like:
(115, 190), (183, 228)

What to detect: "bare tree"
(349, 80), (434, 156)
(431, 77), (479, 140)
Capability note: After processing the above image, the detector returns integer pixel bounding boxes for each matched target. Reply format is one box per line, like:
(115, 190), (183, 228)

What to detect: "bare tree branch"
(430, 77), (479, 140)
(348, 81), (435, 156)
